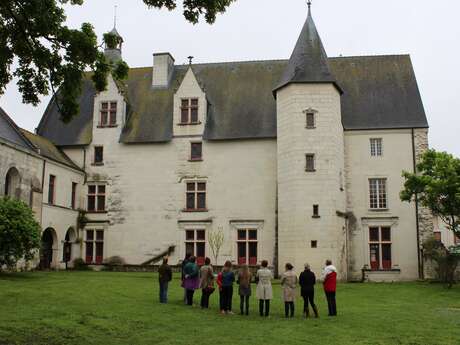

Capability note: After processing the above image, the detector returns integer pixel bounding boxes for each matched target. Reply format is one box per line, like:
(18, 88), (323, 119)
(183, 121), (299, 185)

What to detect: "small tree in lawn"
(209, 227), (224, 265)
(400, 149), (460, 284)
(0, 197), (41, 270)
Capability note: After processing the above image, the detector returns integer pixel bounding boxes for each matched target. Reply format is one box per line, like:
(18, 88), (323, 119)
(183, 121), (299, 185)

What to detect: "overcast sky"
(1, 0), (459, 157)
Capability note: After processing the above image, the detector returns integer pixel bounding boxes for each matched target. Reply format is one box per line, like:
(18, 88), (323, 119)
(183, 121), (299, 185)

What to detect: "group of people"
(158, 255), (338, 318)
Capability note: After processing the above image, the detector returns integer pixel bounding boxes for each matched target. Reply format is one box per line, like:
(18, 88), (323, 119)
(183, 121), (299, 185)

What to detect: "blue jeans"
(159, 281), (169, 303)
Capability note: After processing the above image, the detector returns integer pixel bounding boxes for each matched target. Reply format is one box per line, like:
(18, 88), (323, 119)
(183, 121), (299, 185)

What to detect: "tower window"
(311, 240), (318, 248)
(306, 112), (315, 128)
(305, 154), (315, 172)
(312, 204), (320, 218)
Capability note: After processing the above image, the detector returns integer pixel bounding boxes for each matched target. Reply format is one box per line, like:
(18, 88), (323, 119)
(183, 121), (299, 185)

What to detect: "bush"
(104, 256), (126, 266)
(72, 258), (92, 271)
(423, 237), (459, 287)
(0, 197), (41, 270)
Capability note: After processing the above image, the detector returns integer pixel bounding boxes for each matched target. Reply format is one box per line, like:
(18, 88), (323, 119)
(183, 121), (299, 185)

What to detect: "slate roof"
(0, 107), (33, 149)
(37, 53), (428, 145)
(274, 8), (342, 94)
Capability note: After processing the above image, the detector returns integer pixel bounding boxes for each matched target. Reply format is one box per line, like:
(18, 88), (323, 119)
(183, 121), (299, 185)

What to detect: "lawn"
(0, 272), (459, 345)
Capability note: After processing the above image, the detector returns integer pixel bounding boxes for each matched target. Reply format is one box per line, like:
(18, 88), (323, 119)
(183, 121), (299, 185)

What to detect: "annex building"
(1, 8), (440, 280)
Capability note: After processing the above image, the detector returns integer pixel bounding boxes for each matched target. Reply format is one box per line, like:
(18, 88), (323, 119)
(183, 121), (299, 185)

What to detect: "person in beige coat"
(281, 263), (298, 318)
(256, 260), (273, 317)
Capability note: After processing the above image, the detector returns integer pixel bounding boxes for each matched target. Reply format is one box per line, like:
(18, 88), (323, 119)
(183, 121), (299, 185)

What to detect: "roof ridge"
(329, 54), (410, 59)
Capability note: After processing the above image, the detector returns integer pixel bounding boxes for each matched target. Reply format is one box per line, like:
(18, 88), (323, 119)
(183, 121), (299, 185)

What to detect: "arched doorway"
(63, 227), (76, 268)
(4, 167), (20, 198)
(40, 228), (57, 269)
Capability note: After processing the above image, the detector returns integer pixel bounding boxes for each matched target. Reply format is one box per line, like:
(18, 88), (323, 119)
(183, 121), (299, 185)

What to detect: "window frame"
(48, 175), (56, 205)
(369, 226), (392, 270)
(306, 112), (315, 129)
(370, 138), (383, 157)
(71, 182), (77, 209)
(185, 229), (206, 265)
(236, 228), (258, 265)
(312, 204), (320, 218)
(190, 141), (203, 161)
(93, 146), (104, 165)
(184, 181), (207, 212)
(369, 178), (388, 210)
(87, 184), (106, 212)
(99, 101), (118, 127)
(85, 229), (104, 264)
(180, 98), (200, 125)
(305, 154), (316, 172)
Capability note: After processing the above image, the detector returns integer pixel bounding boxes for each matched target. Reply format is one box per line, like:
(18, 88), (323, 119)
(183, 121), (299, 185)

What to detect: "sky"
(1, 0), (459, 157)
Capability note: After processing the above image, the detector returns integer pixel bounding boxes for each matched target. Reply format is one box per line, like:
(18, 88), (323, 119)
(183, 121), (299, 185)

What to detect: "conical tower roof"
(274, 7), (342, 94)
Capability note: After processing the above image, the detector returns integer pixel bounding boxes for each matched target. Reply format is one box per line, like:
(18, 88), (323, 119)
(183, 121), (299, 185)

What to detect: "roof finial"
(114, 4), (117, 28)
(188, 56), (194, 65)
(307, 0), (312, 10)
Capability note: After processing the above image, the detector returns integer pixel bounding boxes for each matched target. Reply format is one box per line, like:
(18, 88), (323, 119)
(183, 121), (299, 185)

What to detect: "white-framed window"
(370, 138), (383, 156)
(237, 229), (258, 265)
(369, 226), (392, 270)
(369, 178), (387, 209)
(85, 229), (104, 264)
(185, 229), (206, 265)
(87, 184), (106, 212)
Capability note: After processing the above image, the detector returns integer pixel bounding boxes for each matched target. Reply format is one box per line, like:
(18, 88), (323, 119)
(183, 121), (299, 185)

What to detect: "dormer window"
(100, 101), (117, 127)
(181, 98), (199, 124)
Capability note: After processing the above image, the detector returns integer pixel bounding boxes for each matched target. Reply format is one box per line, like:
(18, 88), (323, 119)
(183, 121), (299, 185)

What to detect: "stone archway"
(4, 167), (20, 198)
(40, 228), (58, 269)
(63, 227), (77, 268)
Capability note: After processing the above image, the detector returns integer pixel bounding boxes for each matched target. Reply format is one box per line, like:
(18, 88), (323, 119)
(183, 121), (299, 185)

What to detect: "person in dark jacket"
(183, 256), (200, 306)
(181, 253), (191, 304)
(158, 257), (172, 303)
(221, 261), (235, 314)
(298, 263), (318, 318)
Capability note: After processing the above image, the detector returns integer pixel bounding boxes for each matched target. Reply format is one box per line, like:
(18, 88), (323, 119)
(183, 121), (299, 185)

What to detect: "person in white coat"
(256, 260), (273, 317)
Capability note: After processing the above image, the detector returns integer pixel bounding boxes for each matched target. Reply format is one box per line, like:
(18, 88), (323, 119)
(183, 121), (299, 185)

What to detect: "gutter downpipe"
(411, 128), (423, 279)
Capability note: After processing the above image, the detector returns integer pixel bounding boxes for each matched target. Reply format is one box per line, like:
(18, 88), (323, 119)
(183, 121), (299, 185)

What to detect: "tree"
(400, 149), (460, 237)
(208, 227), (224, 264)
(0, 0), (234, 122)
(0, 197), (41, 270)
(422, 237), (459, 287)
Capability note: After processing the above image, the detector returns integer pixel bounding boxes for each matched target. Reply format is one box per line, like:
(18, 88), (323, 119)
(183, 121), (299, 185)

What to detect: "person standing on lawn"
(216, 270), (224, 313)
(221, 261), (235, 314)
(200, 257), (215, 309)
(181, 253), (191, 304)
(322, 259), (337, 316)
(299, 263), (319, 318)
(237, 264), (252, 315)
(256, 260), (273, 317)
(183, 256), (200, 306)
(281, 263), (297, 318)
(158, 257), (172, 304)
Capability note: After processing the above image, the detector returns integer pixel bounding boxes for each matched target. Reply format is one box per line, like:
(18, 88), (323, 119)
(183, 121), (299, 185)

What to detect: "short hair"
(261, 260), (268, 268)
(304, 263), (310, 270)
(162, 257), (168, 264)
(204, 257), (211, 265)
(189, 256), (196, 263)
(326, 259), (332, 266)
(285, 263), (293, 270)
(224, 260), (232, 268)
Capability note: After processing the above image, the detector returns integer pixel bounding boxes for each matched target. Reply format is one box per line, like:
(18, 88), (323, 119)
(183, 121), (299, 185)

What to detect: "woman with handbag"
(200, 257), (215, 308)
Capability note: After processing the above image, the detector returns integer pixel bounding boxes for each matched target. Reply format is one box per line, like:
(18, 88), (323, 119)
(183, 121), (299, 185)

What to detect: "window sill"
(86, 211), (108, 214)
(363, 268), (401, 273)
(305, 169), (316, 172)
(312, 215), (321, 219)
(182, 209), (209, 213)
(305, 126), (316, 129)
(188, 159), (203, 162)
(177, 122), (202, 126)
(97, 125), (118, 128)
(91, 162), (104, 166)
(368, 208), (389, 212)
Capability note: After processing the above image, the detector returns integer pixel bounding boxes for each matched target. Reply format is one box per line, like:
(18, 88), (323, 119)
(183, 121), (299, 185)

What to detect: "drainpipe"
(411, 128), (423, 279)
(40, 159), (46, 228)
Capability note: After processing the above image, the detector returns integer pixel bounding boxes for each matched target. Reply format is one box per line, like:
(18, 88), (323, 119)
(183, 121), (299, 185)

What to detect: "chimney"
(152, 52), (175, 88)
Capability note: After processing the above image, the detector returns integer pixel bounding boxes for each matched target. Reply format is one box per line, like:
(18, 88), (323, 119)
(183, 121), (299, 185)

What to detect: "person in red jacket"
(322, 259), (337, 316)
(216, 271), (224, 314)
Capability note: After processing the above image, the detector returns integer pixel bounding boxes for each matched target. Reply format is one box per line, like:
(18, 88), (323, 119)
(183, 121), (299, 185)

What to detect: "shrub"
(104, 256), (126, 266)
(423, 237), (460, 287)
(72, 258), (92, 271)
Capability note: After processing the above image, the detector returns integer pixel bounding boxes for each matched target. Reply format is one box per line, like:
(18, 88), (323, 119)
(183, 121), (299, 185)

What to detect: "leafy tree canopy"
(0, 197), (41, 269)
(0, 0), (234, 122)
(401, 149), (460, 235)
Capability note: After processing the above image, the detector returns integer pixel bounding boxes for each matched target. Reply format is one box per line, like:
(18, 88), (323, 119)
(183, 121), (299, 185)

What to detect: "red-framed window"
(190, 142), (202, 161)
(186, 182), (206, 211)
(85, 229), (104, 264)
(48, 175), (56, 204)
(369, 226), (392, 270)
(71, 182), (77, 209)
(237, 229), (257, 265)
(185, 229), (205, 265)
(94, 146), (104, 165)
(180, 98), (199, 124)
(369, 178), (387, 209)
(100, 101), (117, 126)
(87, 185), (106, 212)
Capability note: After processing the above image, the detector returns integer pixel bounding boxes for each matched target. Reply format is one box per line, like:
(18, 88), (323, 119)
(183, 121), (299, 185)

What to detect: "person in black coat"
(298, 263), (319, 318)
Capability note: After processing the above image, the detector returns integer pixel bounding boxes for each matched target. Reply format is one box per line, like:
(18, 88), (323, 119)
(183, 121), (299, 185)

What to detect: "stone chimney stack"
(152, 53), (175, 88)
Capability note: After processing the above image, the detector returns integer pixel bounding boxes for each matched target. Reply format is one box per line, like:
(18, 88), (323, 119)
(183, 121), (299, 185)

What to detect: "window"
(369, 226), (392, 270)
(369, 178), (387, 209)
(180, 98), (199, 124)
(306, 112), (315, 128)
(71, 182), (77, 209)
(48, 175), (56, 204)
(237, 229), (258, 265)
(305, 154), (315, 172)
(185, 182), (206, 211)
(94, 146), (104, 165)
(190, 142), (202, 161)
(312, 204), (319, 218)
(87, 184), (106, 212)
(185, 229), (206, 265)
(311, 240), (318, 248)
(370, 138), (383, 156)
(85, 229), (104, 264)
(100, 101), (117, 126)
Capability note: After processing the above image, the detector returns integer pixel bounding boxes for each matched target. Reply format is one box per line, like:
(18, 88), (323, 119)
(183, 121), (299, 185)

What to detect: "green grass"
(0, 272), (459, 345)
